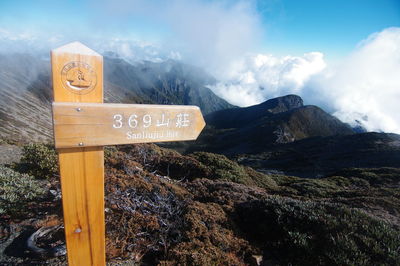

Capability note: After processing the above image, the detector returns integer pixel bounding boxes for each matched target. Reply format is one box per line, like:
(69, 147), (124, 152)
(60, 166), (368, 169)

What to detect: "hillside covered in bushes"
(1, 142), (399, 265)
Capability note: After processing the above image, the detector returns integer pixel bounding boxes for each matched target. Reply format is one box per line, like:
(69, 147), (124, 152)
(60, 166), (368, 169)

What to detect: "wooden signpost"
(51, 42), (205, 266)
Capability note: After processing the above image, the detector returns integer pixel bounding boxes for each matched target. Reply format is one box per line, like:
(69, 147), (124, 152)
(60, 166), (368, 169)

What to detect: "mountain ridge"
(0, 53), (233, 142)
(172, 94), (355, 156)
(206, 94), (304, 129)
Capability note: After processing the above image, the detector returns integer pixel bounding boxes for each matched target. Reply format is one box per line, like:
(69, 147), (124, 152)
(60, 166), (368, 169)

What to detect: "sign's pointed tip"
(52, 41), (101, 56)
(195, 108), (206, 138)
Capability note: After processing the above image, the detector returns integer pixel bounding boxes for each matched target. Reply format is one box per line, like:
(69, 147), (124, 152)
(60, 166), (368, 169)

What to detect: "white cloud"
(1, 0), (263, 67)
(0, 29), (180, 62)
(94, 38), (168, 62)
(310, 27), (400, 133)
(0, 28), (44, 53)
(209, 52), (326, 106)
(163, 0), (262, 72)
(90, 0), (263, 72)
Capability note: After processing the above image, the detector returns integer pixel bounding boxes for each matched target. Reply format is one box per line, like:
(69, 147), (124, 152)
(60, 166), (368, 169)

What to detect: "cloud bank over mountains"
(209, 52), (326, 107)
(0, 28), (177, 63)
(211, 27), (400, 134)
(316, 27), (400, 133)
(93, 0), (263, 73)
(2, 0), (262, 68)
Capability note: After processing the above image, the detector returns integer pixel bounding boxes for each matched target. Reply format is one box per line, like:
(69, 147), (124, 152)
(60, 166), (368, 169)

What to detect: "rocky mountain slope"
(0, 53), (232, 143)
(206, 94), (306, 128)
(165, 95), (355, 155)
(0, 54), (52, 142)
(104, 58), (232, 113)
(162, 95), (400, 178)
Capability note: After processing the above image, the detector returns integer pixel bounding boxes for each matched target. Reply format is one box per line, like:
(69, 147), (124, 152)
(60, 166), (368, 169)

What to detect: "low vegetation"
(1, 143), (399, 265)
(18, 143), (58, 179)
(236, 197), (400, 265)
(0, 166), (47, 216)
(104, 145), (400, 265)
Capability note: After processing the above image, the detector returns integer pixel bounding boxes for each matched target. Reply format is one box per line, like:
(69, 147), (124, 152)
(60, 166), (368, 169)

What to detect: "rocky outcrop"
(183, 95), (354, 156)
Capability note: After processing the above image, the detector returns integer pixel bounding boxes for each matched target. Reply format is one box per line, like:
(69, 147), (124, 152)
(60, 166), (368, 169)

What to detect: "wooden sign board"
(52, 102), (205, 148)
(51, 42), (206, 266)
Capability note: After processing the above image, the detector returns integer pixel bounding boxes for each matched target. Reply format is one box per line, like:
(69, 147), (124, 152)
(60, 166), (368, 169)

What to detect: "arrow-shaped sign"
(52, 102), (206, 148)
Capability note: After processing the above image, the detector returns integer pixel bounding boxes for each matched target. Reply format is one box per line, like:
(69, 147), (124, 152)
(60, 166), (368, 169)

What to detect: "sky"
(0, 0), (400, 133)
(0, 0), (398, 59)
(258, 0), (400, 58)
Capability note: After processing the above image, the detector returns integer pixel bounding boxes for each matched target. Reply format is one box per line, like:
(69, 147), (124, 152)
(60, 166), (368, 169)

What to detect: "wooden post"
(51, 42), (105, 266)
(51, 42), (206, 265)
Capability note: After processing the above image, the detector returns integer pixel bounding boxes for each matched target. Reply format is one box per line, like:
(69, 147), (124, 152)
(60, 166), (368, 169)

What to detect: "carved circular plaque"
(61, 61), (97, 94)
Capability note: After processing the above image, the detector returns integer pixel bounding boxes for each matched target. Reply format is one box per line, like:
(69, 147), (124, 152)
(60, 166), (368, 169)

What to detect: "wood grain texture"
(52, 102), (206, 148)
(51, 42), (105, 266)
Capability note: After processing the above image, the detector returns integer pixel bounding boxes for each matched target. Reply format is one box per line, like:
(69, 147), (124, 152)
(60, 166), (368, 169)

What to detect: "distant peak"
(261, 94), (303, 114)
